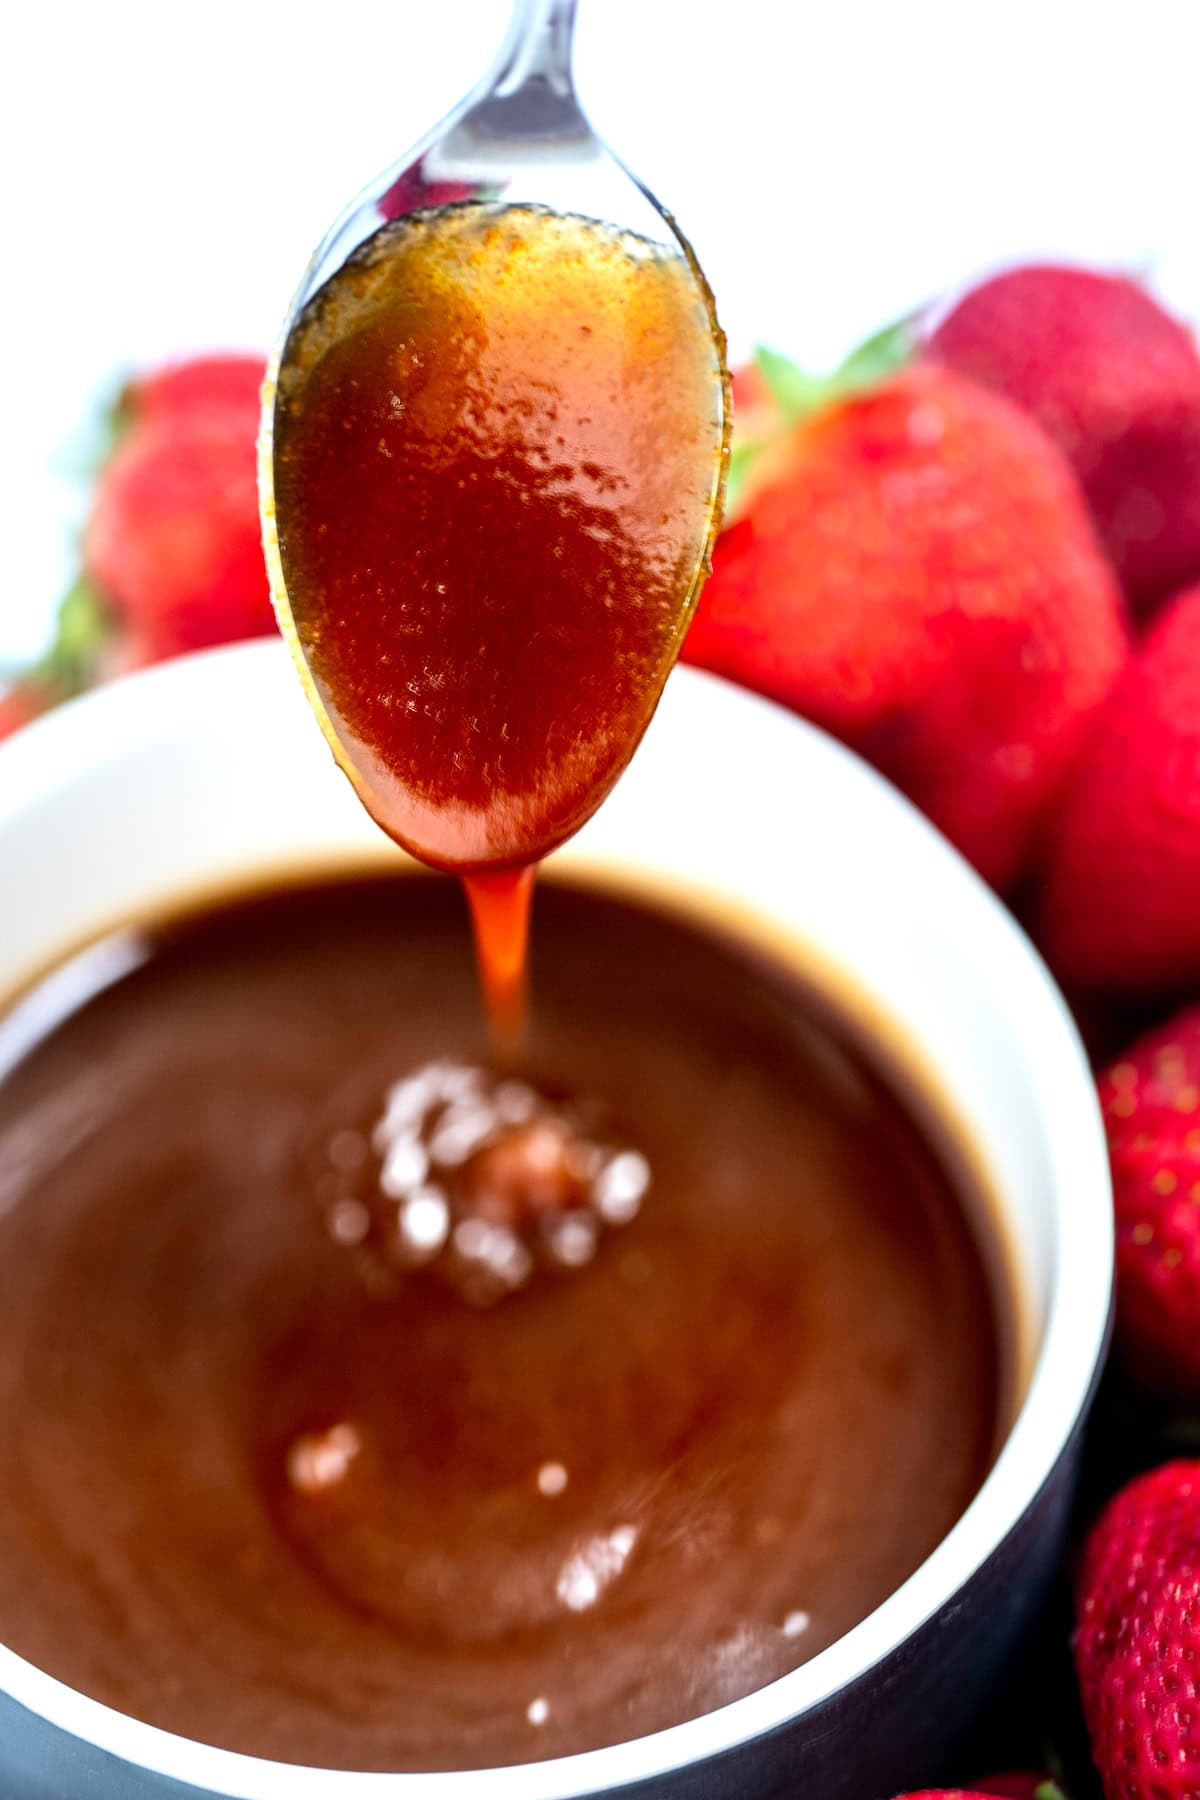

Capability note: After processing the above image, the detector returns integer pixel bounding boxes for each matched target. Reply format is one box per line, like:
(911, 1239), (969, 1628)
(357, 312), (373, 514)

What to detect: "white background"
(4, 0), (1200, 664)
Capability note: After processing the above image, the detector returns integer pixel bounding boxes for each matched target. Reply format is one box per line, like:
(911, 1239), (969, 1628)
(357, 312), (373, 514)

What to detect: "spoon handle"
(494, 0), (579, 99)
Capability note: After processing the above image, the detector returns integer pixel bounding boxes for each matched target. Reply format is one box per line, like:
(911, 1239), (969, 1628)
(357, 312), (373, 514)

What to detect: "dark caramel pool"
(0, 874), (1002, 1770)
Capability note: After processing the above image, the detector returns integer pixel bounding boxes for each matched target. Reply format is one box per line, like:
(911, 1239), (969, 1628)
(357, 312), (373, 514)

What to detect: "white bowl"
(0, 641), (1112, 1800)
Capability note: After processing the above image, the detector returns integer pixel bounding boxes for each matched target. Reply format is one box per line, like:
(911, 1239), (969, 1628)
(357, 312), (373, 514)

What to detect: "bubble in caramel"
(266, 202), (728, 873)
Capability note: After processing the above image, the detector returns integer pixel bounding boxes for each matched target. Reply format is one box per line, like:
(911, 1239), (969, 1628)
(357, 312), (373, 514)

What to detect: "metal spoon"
(259, 0), (729, 885)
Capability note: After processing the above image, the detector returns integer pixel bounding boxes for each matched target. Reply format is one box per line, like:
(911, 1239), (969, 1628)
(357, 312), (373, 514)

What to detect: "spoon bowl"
(259, 0), (730, 879)
(289, 0), (705, 303)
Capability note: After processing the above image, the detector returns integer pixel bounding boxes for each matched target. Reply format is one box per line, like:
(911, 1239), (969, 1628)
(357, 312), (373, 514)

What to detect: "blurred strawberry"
(972, 1784), (1063, 1800)
(1097, 1010), (1200, 1394)
(122, 353), (266, 427)
(1075, 1459), (1200, 1799)
(729, 358), (780, 438)
(0, 680), (55, 740)
(0, 576), (113, 736)
(730, 360), (773, 413)
(85, 356), (274, 662)
(894, 1785), (1062, 1800)
(724, 323), (920, 512)
(928, 266), (1200, 613)
(684, 360), (1128, 890)
(1039, 584), (1200, 992)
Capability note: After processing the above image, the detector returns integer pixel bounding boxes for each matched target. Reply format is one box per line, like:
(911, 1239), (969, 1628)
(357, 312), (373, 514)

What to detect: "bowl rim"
(0, 641), (1114, 1799)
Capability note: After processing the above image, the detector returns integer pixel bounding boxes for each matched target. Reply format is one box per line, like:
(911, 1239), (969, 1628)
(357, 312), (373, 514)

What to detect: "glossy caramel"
(270, 204), (727, 874)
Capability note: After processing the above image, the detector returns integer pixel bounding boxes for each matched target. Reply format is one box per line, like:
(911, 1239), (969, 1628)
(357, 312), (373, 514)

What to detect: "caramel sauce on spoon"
(268, 202), (727, 1034)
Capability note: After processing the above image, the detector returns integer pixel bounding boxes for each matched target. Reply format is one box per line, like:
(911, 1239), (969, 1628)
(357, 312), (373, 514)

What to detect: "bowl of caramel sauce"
(0, 641), (1111, 1800)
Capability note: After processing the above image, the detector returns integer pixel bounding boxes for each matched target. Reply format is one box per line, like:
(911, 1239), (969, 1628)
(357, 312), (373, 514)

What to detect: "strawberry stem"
(30, 576), (113, 697)
(754, 309), (920, 424)
(753, 345), (830, 420)
(834, 311), (922, 388)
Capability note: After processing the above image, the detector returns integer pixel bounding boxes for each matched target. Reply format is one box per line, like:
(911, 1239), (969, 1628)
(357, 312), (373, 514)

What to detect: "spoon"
(259, 0), (729, 1029)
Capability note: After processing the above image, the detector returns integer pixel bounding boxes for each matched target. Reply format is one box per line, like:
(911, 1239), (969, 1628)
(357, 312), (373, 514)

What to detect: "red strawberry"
(730, 359), (780, 432)
(683, 363), (1128, 890)
(0, 680), (54, 740)
(895, 1787), (1059, 1800)
(928, 267), (1200, 613)
(123, 354), (266, 427)
(1097, 1010), (1200, 1394)
(1039, 584), (1200, 993)
(85, 363), (274, 662)
(1075, 1459), (1200, 1799)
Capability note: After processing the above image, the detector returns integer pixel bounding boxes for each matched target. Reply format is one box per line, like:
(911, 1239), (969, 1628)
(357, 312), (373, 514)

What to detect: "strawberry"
(0, 578), (112, 734)
(683, 363), (1128, 890)
(85, 360), (274, 662)
(0, 680), (55, 740)
(928, 266), (1200, 613)
(894, 1786), (1060, 1800)
(974, 1786), (1063, 1800)
(1075, 1459), (1200, 1800)
(1039, 584), (1200, 993)
(122, 353), (266, 427)
(729, 358), (781, 433)
(1097, 1010), (1200, 1394)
